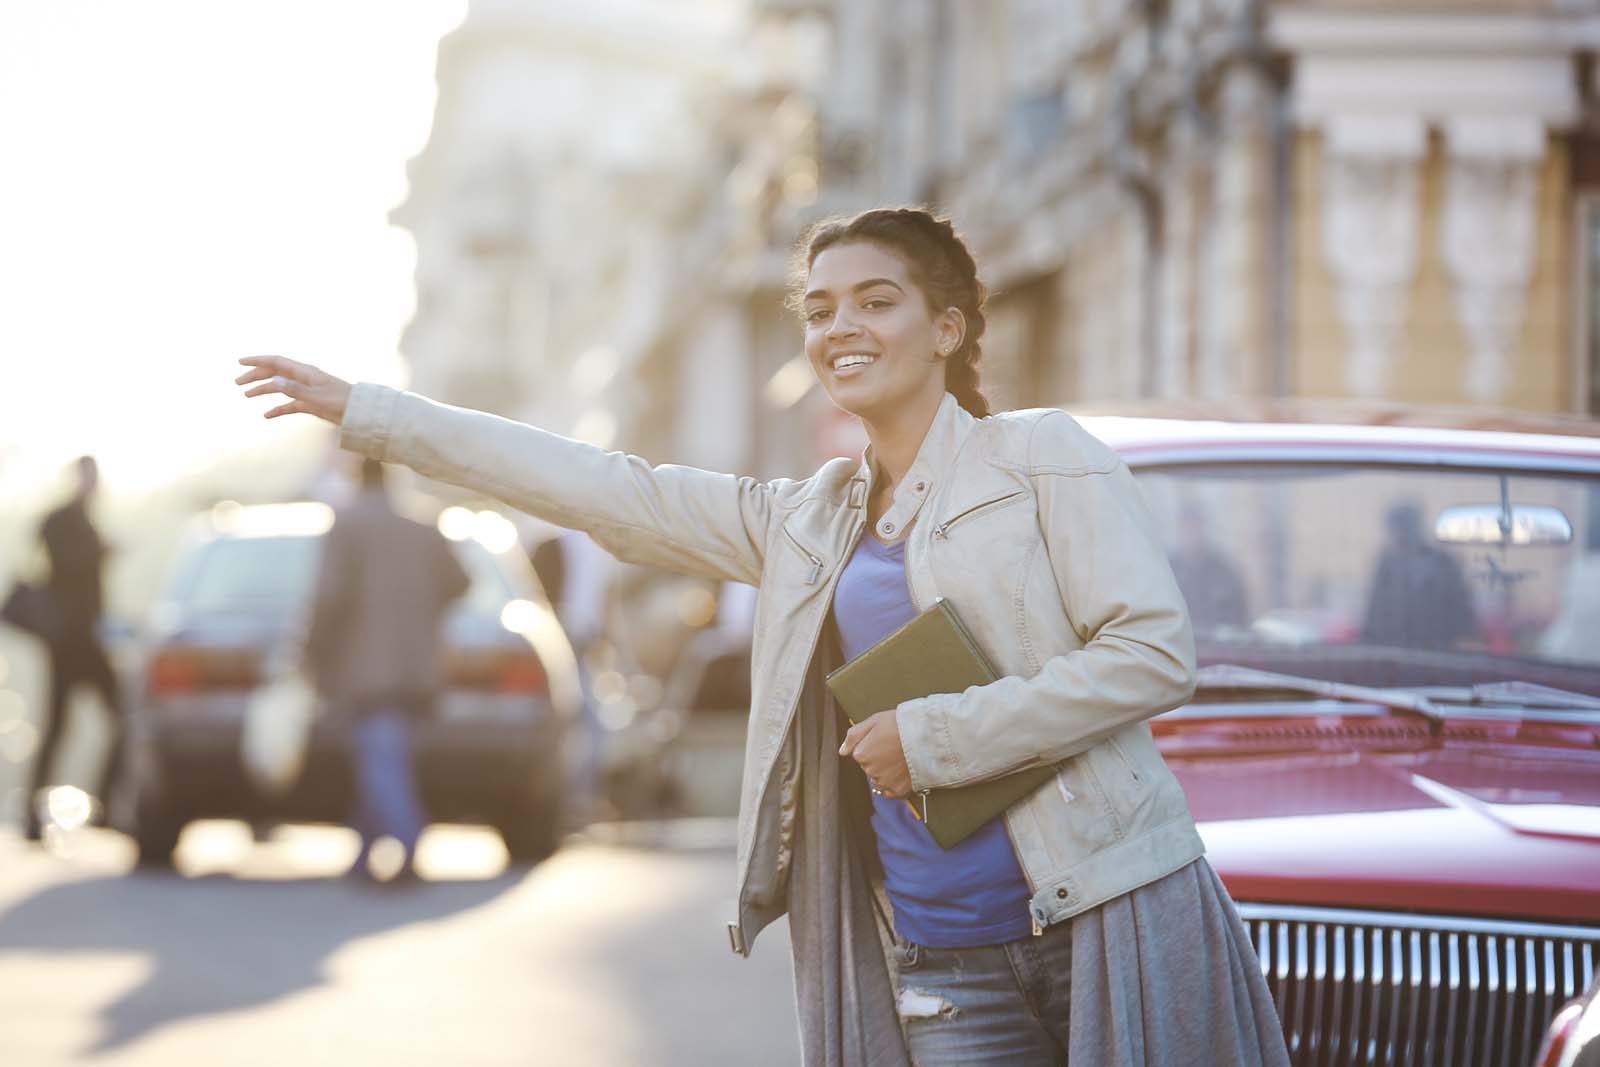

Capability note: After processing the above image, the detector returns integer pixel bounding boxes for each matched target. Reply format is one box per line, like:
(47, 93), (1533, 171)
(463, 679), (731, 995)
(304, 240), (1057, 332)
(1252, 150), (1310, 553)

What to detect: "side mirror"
(96, 616), (140, 645)
(1434, 504), (1573, 547)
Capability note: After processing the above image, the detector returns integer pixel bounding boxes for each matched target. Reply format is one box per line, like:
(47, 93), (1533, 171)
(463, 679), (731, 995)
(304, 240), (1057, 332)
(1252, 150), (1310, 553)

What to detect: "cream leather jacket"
(341, 385), (1205, 952)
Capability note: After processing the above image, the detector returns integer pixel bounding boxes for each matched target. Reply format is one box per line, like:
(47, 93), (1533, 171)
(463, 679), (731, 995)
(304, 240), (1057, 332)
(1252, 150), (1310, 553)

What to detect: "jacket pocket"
(1104, 734), (1143, 787)
(780, 525), (824, 585)
(931, 491), (1027, 541)
(1044, 754), (1126, 850)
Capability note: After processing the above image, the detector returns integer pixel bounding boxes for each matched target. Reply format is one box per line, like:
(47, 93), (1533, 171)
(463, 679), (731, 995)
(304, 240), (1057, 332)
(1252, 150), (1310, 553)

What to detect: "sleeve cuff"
(895, 694), (959, 793)
(338, 382), (402, 460)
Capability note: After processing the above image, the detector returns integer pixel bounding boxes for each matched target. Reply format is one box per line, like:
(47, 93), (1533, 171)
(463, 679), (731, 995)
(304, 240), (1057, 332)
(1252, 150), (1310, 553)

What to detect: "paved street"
(0, 819), (801, 1067)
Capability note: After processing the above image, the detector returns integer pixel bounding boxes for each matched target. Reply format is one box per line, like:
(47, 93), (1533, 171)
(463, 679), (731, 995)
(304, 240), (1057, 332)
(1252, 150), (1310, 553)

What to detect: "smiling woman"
(237, 206), (1290, 1067)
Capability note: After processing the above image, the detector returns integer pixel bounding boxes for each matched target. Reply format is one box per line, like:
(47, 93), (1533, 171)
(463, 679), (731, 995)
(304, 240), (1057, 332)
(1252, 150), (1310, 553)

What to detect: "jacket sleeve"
(896, 411), (1196, 791)
(340, 384), (775, 587)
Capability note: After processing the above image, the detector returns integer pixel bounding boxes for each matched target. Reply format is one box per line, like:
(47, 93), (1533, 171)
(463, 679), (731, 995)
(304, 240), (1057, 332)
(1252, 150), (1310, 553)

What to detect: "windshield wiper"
(1454, 681), (1600, 711)
(1194, 664), (1444, 730)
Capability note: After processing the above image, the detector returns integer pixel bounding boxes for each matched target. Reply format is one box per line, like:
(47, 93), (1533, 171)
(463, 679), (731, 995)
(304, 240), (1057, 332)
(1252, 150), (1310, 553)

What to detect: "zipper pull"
(918, 790), (929, 822)
(805, 557), (822, 585)
(1030, 910), (1043, 937)
(932, 523), (949, 541)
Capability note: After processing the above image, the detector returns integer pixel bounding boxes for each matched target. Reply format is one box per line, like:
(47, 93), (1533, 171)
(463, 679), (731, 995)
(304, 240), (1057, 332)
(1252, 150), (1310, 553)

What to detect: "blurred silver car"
(127, 501), (583, 865)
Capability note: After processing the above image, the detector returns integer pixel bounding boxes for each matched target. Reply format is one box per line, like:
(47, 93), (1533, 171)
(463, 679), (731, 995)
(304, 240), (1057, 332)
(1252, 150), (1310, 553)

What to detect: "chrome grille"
(1237, 904), (1600, 1067)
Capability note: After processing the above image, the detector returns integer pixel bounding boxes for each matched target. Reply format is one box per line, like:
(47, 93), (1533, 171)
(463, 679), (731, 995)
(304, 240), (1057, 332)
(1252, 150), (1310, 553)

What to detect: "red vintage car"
(1080, 407), (1600, 1067)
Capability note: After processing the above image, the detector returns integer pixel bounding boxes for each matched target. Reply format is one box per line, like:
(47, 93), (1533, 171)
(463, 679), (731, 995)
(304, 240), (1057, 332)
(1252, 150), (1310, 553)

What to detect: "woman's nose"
(824, 311), (861, 340)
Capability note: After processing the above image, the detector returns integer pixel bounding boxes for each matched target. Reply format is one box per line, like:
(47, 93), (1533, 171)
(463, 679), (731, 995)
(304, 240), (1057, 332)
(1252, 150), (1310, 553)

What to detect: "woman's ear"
(937, 308), (967, 358)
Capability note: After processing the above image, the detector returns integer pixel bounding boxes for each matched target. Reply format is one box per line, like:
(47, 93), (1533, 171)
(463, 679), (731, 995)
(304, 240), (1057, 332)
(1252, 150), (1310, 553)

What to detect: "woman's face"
(801, 241), (962, 426)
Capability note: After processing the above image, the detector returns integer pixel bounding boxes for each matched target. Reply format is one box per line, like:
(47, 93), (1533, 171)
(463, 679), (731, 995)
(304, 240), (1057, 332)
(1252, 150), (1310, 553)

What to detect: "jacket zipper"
(781, 526), (824, 585)
(730, 517), (863, 951)
(931, 491), (1026, 541)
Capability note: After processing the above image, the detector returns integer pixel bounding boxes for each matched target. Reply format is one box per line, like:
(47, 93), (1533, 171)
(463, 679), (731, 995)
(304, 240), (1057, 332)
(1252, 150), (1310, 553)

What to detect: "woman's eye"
(805, 309), (830, 324)
(863, 299), (891, 310)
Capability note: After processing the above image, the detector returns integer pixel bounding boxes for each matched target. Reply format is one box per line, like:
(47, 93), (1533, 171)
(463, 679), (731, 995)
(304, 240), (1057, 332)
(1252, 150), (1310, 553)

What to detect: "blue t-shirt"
(833, 532), (1034, 948)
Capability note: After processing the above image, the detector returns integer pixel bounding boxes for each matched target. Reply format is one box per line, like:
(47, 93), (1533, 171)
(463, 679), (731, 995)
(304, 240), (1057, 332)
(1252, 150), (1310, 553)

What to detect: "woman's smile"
(829, 352), (879, 377)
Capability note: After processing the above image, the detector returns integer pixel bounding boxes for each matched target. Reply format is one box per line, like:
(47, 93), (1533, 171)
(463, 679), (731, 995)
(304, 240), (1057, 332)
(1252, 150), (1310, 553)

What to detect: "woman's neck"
(863, 390), (945, 493)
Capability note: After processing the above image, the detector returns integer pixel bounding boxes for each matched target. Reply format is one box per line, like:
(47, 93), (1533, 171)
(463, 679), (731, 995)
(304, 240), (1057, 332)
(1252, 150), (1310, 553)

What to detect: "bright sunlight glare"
(0, 1), (467, 500)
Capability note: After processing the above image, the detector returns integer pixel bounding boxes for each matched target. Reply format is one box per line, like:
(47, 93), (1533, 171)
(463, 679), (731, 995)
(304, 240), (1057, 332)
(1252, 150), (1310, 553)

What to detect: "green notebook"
(826, 597), (1058, 850)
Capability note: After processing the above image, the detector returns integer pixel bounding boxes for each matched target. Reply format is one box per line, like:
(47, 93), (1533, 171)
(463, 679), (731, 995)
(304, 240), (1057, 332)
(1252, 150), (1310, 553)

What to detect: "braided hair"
(790, 207), (992, 418)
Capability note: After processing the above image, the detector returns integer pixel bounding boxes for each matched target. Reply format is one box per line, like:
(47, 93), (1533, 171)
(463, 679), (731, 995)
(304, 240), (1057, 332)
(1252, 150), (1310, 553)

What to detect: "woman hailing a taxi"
(238, 207), (1288, 1067)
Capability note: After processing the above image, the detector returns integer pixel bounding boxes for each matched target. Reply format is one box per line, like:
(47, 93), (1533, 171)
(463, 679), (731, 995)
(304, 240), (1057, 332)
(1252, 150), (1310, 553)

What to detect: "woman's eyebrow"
(803, 277), (906, 302)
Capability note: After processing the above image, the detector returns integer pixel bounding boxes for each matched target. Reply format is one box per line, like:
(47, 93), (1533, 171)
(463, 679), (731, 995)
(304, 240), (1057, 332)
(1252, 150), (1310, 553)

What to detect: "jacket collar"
(851, 391), (977, 541)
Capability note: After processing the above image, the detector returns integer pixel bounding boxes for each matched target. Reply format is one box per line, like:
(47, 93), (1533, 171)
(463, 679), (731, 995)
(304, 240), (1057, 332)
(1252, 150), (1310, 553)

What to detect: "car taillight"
(496, 655), (548, 694)
(449, 650), (548, 696)
(146, 647), (263, 697)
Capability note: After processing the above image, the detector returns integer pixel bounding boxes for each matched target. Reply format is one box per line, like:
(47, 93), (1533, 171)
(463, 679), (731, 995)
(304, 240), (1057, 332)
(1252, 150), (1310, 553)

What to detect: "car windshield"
(171, 532), (514, 620)
(1133, 463), (1600, 697)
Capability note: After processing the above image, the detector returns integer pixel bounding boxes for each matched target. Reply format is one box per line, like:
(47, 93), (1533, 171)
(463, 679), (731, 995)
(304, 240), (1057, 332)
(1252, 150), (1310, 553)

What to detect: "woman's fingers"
(236, 354), (315, 385)
(838, 728), (861, 758)
(264, 400), (305, 419)
(839, 710), (912, 797)
(243, 377), (292, 399)
(236, 355), (287, 384)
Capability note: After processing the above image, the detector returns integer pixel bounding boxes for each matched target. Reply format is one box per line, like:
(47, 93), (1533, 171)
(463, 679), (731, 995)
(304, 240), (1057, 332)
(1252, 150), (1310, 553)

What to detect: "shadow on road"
(554, 823), (801, 1067)
(0, 865), (526, 1054)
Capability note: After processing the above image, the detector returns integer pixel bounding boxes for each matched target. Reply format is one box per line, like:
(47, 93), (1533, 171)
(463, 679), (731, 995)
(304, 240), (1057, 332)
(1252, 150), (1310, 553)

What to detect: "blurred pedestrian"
(1539, 486), (1600, 664)
(1361, 499), (1480, 651)
(304, 458), (469, 884)
(238, 206), (1289, 1065)
(1169, 498), (1251, 636)
(24, 455), (126, 841)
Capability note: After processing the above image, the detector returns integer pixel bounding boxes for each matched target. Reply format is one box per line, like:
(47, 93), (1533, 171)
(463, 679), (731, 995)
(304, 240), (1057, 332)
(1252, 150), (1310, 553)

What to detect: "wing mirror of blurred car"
(96, 616), (140, 645)
(1434, 504), (1573, 547)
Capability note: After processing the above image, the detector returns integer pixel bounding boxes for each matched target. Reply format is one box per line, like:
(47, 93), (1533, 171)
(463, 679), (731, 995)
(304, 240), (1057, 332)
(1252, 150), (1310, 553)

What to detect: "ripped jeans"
(893, 918), (1073, 1067)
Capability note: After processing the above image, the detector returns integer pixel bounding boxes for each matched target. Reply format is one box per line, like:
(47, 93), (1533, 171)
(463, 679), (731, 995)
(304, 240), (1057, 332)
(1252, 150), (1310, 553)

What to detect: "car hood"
(1165, 732), (1600, 925)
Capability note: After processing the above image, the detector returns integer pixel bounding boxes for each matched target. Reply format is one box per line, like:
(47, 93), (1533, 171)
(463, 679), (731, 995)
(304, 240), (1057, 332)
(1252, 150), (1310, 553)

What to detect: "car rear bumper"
(138, 712), (566, 824)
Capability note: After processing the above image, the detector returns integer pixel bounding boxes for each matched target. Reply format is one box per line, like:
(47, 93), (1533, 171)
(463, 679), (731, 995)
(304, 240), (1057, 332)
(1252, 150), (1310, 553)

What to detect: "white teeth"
(832, 354), (876, 370)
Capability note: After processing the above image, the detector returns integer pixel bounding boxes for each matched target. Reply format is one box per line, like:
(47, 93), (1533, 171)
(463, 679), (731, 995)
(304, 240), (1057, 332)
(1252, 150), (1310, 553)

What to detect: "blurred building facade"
(396, 0), (1600, 490)
(391, 0), (750, 462)
(733, 0), (1600, 422)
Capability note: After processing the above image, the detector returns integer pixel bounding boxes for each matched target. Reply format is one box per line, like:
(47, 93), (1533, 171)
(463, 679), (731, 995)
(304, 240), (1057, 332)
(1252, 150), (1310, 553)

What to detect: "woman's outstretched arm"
(237, 355), (775, 586)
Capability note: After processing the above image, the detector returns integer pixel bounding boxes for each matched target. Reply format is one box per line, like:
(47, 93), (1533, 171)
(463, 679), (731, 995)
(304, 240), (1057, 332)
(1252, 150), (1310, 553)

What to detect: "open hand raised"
(236, 356), (352, 424)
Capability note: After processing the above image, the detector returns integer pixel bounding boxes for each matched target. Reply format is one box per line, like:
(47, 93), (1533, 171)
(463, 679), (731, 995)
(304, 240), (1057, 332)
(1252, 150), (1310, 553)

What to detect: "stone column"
(1157, 119), (1202, 400)
(1319, 114), (1425, 397)
(1440, 117), (1545, 404)
(1198, 66), (1274, 400)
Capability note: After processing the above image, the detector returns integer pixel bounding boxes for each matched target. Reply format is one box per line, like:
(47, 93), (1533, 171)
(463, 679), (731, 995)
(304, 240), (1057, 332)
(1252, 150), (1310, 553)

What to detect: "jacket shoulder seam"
(1024, 408), (1121, 477)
